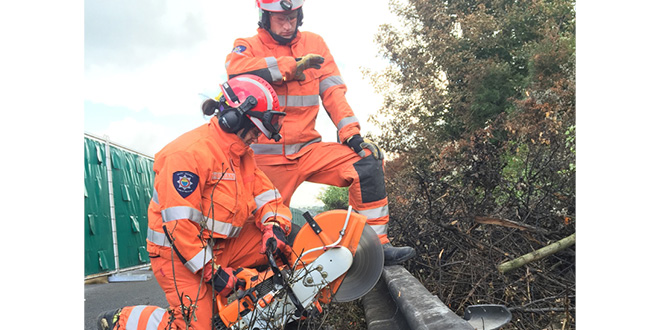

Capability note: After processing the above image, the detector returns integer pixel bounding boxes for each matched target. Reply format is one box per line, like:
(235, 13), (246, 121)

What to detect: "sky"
(83, 0), (398, 207)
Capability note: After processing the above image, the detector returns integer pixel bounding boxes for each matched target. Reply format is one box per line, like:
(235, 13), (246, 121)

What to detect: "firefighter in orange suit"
(97, 75), (293, 330)
(225, 0), (415, 265)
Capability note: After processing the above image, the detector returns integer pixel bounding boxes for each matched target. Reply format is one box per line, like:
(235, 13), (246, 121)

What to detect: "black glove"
(346, 134), (384, 160)
(203, 265), (245, 297)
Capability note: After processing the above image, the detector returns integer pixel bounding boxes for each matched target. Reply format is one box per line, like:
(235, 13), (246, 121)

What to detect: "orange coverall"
(143, 118), (292, 330)
(225, 28), (391, 244)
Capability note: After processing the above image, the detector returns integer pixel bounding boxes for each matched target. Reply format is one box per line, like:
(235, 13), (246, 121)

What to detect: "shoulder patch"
(172, 171), (199, 198)
(232, 45), (247, 54)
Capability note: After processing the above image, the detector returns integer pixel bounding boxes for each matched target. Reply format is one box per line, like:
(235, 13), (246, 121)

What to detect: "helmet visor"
(247, 110), (286, 140)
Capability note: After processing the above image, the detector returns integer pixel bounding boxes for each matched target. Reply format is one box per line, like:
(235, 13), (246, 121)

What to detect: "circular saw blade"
(333, 224), (384, 302)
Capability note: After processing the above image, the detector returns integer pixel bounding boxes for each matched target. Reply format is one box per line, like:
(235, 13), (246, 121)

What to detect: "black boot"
(97, 308), (122, 330)
(383, 243), (416, 266)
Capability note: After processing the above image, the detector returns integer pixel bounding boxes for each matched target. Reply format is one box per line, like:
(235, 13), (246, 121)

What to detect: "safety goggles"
(246, 109), (286, 137)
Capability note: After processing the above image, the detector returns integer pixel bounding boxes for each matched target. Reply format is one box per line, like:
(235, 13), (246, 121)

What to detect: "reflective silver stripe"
(265, 57), (283, 81)
(278, 95), (319, 107)
(147, 228), (171, 247)
(146, 308), (166, 329)
(255, 189), (281, 210)
(260, 211), (292, 225)
(251, 138), (322, 155)
(152, 189), (159, 204)
(161, 206), (242, 238)
(319, 75), (345, 94)
(185, 245), (213, 273)
(162, 206), (204, 223)
(356, 205), (389, 220)
(125, 305), (146, 330)
(369, 224), (389, 236)
(337, 116), (359, 130)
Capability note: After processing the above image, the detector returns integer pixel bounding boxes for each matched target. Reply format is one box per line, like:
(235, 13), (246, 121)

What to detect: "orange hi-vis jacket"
(225, 28), (361, 158)
(146, 118), (292, 274)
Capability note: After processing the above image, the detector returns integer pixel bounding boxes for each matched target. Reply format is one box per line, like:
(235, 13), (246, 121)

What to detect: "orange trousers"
(115, 221), (270, 330)
(255, 142), (390, 244)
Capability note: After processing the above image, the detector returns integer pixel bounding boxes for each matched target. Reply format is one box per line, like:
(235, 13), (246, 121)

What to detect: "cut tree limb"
(475, 216), (548, 234)
(497, 233), (576, 274)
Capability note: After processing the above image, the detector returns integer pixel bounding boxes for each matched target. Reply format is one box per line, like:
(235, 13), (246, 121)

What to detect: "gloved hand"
(260, 223), (292, 259)
(345, 134), (384, 160)
(202, 263), (245, 297)
(294, 54), (325, 81)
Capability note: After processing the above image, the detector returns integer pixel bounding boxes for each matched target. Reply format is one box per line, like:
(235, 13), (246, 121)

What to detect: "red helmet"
(214, 74), (285, 141)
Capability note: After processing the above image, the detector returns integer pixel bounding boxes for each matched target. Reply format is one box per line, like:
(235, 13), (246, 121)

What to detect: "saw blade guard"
(291, 209), (384, 302)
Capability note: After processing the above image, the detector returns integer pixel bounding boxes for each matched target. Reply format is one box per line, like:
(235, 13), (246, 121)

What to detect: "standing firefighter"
(225, 0), (415, 265)
(97, 75), (293, 330)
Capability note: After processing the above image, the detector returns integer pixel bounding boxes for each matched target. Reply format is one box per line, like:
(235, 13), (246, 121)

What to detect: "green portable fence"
(84, 134), (154, 277)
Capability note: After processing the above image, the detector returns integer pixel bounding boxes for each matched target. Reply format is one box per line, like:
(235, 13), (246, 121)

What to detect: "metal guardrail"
(362, 265), (476, 330)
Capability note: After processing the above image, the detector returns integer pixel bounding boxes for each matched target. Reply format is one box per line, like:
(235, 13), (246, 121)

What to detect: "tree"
(367, 0), (576, 329)
(318, 186), (349, 211)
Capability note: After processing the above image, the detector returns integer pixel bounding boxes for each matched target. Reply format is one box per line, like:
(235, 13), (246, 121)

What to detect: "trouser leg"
(255, 142), (392, 244)
(150, 256), (214, 330)
(111, 305), (174, 330)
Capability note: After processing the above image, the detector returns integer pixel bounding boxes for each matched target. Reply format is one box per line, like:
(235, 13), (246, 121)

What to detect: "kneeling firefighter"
(97, 74), (293, 330)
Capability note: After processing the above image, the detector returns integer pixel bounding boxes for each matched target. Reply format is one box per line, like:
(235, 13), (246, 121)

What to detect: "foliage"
(317, 186), (349, 211)
(366, 0), (576, 329)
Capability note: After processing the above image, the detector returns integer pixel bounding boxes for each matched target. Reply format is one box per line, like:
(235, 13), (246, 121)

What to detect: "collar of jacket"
(209, 117), (251, 158)
(257, 27), (301, 49)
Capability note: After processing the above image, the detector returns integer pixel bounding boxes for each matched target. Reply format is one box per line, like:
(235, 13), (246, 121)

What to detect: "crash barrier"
(84, 133), (155, 277)
(363, 265), (512, 330)
(363, 265), (475, 330)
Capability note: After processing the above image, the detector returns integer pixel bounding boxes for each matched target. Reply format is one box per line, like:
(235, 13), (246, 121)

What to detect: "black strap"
(222, 82), (239, 103)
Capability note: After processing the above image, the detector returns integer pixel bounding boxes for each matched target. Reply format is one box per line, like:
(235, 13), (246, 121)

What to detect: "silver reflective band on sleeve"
(355, 205), (389, 220)
(368, 224), (389, 236)
(152, 189), (159, 204)
(265, 57), (283, 82)
(255, 189), (281, 210)
(278, 95), (319, 107)
(250, 138), (322, 155)
(147, 228), (171, 247)
(319, 75), (345, 94)
(162, 206), (204, 223)
(161, 206), (242, 238)
(260, 211), (292, 225)
(184, 245), (214, 273)
(337, 116), (359, 130)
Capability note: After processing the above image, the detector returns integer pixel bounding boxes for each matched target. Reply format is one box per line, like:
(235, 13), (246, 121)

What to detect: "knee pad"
(352, 156), (387, 203)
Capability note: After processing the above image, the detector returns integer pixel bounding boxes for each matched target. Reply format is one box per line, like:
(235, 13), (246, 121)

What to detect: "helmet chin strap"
(269, 28), (298, 45)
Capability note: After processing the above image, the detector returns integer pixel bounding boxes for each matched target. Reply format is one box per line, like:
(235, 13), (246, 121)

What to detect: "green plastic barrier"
(84, 138), (115, 275)
(84, 135), (154, 276)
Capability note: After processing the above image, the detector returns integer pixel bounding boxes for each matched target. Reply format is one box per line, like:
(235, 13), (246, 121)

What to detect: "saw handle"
(265, 249), (308, 317)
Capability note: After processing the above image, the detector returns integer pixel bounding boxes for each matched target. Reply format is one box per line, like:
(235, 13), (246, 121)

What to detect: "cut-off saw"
(212, 207), (384, 329)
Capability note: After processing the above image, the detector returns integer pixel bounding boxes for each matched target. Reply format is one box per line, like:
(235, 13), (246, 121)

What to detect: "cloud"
(84, 0), (207, 71)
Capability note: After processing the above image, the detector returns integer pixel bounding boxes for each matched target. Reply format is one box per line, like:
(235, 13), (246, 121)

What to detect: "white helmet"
(256, 0), (304, 32)
(256, 0), (304, 12)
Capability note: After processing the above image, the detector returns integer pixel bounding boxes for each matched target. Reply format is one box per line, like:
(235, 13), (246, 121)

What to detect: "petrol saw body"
(213, 208), (384, 330)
